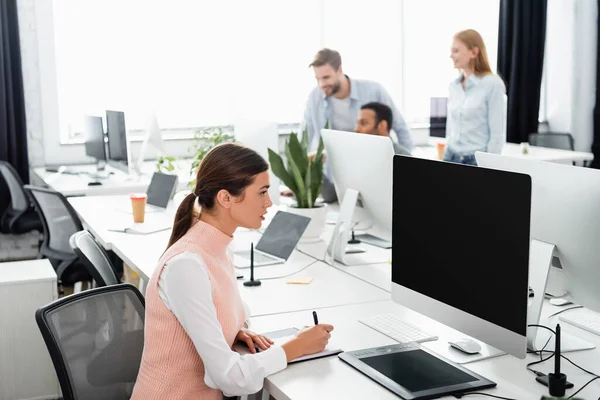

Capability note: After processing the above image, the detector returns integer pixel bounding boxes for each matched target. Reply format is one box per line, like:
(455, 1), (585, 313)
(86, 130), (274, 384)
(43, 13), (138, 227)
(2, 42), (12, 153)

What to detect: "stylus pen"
(313, 311), (319, 325)
(555, 323), (561, 375)
(250, 243), (254, 280)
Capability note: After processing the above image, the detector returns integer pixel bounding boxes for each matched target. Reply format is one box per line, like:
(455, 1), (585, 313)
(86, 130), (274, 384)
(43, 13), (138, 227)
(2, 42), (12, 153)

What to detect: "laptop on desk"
(234, 211), (311, 268)
(117, 172), (178, 213)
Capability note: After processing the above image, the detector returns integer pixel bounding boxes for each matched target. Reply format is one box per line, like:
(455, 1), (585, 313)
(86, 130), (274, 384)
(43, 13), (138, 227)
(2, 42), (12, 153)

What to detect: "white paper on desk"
(107, 222), (170, 235)
(235, 327), (342, 363)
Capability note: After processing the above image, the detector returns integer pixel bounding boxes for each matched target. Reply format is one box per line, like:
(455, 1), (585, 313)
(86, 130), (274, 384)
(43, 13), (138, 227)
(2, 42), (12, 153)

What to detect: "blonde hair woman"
(444, 29), (506, 166)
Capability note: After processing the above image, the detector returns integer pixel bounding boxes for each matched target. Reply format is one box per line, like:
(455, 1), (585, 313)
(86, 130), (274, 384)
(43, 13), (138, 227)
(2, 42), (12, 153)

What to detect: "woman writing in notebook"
(132, 143), (334, 399)
(444, 29), (506, 166)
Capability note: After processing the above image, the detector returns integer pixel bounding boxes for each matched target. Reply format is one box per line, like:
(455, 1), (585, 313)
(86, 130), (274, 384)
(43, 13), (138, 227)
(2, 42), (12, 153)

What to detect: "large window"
(53, 0), (321, 140)
(52, 0), (500, 142)
(402, 0), (500, 123)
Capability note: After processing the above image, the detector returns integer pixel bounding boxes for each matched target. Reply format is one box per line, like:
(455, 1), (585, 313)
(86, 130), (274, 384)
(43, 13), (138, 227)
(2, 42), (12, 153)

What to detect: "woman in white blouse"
(132, 143), (333, 399)
(444, 29), (506, 166)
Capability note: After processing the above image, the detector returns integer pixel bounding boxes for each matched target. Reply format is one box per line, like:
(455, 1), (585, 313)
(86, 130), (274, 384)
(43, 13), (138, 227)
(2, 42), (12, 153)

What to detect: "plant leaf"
(311, 154), (323, 204)
(268, 148), (298, 195)
(301, 126), (309, 151)
(305, 160), (313, 208)
(285, 143), (307, 208)
(287, 132), (308, 178)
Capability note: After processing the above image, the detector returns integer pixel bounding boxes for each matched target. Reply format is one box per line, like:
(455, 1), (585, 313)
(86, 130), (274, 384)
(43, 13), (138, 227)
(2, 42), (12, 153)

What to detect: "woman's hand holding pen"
(281, 311), (334, 362)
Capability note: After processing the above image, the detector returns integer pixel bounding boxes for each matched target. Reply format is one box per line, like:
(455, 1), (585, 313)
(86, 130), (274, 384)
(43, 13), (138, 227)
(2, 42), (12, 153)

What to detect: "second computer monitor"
(321, 129), (395, 241)
(106, 110), (130, 173)
(476, 152), (600, 313)
(84, 116), (106, 165)
(392, 156), (531, 359)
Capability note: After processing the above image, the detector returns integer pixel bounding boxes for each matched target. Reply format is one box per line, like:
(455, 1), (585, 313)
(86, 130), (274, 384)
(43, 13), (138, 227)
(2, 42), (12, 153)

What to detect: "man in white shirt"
(303, 48), (412, 202)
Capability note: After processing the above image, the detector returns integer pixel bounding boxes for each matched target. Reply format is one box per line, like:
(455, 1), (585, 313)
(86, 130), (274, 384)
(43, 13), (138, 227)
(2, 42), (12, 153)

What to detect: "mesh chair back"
(36, 284), (145, 400)
(0, 161), (29, 212)
(24, 185), (83, 255)
(528, 132), (574, 151)
(70, 231), (119, 287)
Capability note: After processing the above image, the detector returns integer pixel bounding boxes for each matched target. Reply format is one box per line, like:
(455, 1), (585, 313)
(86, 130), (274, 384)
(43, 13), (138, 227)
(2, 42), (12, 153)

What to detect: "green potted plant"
(187, 126), (235, 189)
(268, 128), (326, 242)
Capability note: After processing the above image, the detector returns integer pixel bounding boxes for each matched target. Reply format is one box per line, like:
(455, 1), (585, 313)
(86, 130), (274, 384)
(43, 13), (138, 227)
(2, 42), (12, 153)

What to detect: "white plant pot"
(287, 204), (327, 243)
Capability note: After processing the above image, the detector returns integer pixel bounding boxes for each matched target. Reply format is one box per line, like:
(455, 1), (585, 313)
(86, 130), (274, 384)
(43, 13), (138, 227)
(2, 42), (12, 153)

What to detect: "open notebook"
(236, 327), (342, 363)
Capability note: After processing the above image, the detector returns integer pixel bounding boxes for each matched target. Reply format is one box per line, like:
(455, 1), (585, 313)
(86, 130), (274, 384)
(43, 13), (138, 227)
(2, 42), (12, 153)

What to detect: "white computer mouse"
(448, 338), (482, 355)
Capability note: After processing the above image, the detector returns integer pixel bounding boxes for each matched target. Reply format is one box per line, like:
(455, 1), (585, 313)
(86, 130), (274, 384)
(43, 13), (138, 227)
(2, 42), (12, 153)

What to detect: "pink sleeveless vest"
(131, 220), (246, 399)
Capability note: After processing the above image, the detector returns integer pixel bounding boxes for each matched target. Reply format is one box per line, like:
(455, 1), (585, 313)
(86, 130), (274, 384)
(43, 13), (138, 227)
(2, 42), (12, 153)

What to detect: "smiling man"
(302, 48), (412, 152)
(302, 48), (412, 202)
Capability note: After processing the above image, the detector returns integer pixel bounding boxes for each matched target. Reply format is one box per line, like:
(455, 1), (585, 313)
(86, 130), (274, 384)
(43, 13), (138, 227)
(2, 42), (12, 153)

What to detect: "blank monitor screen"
(106, 110), (128, 165)
(84, 116), (106, 161)
(392, 156), (531, 338)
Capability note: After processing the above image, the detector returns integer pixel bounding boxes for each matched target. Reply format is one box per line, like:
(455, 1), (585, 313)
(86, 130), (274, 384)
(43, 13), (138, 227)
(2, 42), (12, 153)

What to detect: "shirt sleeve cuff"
(260, 346), (288, 376)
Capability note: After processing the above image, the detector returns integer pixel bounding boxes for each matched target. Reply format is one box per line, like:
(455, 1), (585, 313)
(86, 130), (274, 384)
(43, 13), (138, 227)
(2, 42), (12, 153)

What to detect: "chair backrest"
(528, 132), (574, 151)
(23, 185), (83, 256)
(70, 230), (119, 287)
(35, 283), (145, 400)
(0, 161), (30, 212)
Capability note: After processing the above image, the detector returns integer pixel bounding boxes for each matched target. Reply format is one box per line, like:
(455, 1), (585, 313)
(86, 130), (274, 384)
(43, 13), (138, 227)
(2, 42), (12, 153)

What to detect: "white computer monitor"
(321, 129), (394, 242)
(135, 108), (166, 175)
(234, 118), (280, 205)
(476, 152), (600, 313)
(391, 155), (532, 361)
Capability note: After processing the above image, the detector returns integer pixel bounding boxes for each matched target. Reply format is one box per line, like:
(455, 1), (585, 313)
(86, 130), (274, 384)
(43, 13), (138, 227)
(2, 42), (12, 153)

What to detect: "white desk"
(249, 301), (600, 400)
(31, 160), (193, 197)
(65, 195), (600, 399)
(68, 195), (178, 250)
(413, 138), (594, 164)
(31, 164), (151, 197)
(67, 196), (391, 317)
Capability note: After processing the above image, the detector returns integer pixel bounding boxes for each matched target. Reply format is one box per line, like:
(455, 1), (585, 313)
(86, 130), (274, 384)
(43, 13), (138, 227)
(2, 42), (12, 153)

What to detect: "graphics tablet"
(338, 343), (496, 400)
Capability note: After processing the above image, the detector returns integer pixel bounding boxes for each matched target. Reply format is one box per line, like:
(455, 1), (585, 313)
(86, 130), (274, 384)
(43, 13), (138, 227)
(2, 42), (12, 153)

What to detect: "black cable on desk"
(258, 259), (319, 281)
(567, 376), (600, 399)
(452, 392), (518, 400)
(526, 323), (600, 399)
(547, 305), (584, 319)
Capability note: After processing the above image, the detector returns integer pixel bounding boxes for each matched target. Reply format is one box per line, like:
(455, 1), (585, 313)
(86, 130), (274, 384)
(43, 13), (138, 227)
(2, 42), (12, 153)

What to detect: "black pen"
(312, 310), (319, 325)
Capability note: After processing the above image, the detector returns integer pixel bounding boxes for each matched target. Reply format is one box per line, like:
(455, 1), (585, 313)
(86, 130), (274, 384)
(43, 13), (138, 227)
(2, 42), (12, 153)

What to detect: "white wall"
(544, 0), (597, 152)
(16, 0), (45, 168)
(570, 0), (597, 152)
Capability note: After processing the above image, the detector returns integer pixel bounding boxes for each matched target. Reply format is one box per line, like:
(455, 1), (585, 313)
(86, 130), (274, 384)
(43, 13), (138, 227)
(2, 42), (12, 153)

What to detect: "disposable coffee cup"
(436, 142), (446, 160)
(130, 193), (147, 223)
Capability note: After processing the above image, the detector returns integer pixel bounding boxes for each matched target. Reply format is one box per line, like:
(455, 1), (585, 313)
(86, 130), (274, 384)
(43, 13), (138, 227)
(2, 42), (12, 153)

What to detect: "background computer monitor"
(476, 152), (600, 313)
(135, 108), (166, 175)
(234, 118), (280, 205)
(84, 116), (106, 168)
(391, 156), (531, 359)
(106, 110), (130, 173)
(321, 129), (395, 241)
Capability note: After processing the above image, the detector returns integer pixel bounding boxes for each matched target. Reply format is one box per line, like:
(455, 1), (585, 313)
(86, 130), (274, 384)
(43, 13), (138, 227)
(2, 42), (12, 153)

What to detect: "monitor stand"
(326, 188), (388, 266)
(527, 240), (595, 353)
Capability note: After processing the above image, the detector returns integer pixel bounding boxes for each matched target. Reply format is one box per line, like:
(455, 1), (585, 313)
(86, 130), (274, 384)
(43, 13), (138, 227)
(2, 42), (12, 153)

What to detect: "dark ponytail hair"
(166, 142), (269, 250)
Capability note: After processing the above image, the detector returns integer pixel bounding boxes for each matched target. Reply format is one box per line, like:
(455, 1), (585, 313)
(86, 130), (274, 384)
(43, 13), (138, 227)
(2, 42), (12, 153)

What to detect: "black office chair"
(23, 185), (91, 286)
(35, 283), (145, 400)
(0, 161), (43, 234)
(70, 230), (120, 287)
(528, 132), (575, 151)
